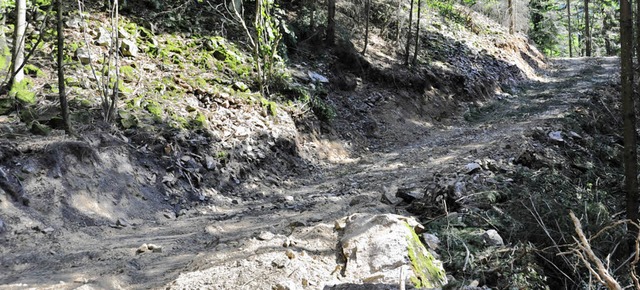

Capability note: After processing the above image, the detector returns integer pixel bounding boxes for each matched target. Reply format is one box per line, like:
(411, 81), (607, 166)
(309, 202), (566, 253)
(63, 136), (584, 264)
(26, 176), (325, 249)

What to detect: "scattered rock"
(381, 191), (400, 205)
(396, 187), (425, 202)
(95, 27), (111, 47)
(272, 281), (297, 290)
(136, 243), (163, 254)
(232, 81), (249, 92)
(271, 258), (287, 269)
(569, 131), (582, 139)
(482, 229), (504, 246)
(465, 162), (482, 174)
(308, 71), (329, 83)
(548, 131), (564, 142)
(148, 244), (162, 253)
(120, 39), (139, 57)
(136, 243), (149, 254)
(75, 48), (93, 65)
(349, 195), (371, 206)
(21, 161), (37, 174)
(257, 231), (275, 241)
(30, 122), (51, 136)
(285, 249), (295, 259)
(65, 16), (82, 29)
(422, 233), (440, 250)
(163, 212), (175, 219)
(204, 155), (216, 170)
(116, 218), (129, 228)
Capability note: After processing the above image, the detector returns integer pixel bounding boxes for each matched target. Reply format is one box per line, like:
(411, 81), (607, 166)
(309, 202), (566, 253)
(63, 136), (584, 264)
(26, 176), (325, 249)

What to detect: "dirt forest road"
(0, 57), (619, 289)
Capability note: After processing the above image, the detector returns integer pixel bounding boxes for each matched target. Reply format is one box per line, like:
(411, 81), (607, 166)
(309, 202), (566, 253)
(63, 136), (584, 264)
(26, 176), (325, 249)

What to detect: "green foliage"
(24, 64), (45, 78)
(528, 0), (561, 55)
(252, 0), (287, 96)
(145, 101), (163, 121)
(0, 43), (9, 72)
(192, 110), (207, 127)
(311, 96), (336, 121)
(427, 0), (468, 25)
(260, 97), (277, 116)
(120, 65), (136, 82)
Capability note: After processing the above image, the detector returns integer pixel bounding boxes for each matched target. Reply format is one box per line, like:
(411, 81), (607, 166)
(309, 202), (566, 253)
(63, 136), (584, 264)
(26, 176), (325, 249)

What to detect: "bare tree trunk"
(326, 0), (335, 46)
(508, 0), (515, 34)
(620, 0), (639, 252)
(412, 0), (421, 64)
(57, 0), (70, 133)
(362, 0), (370, 55)
(12, 0), (26, 84)
(396, 0), (402, 42)
(584, 0), (591, 56)
(404, 0), (414, 65)
(567, 0), (572, 57)
(0, 1), (9, 74)
(635, 0), (640, 62)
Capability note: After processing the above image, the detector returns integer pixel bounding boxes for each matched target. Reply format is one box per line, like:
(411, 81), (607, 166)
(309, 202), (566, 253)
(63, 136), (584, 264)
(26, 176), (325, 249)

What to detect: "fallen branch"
(569, 211), (622, 290)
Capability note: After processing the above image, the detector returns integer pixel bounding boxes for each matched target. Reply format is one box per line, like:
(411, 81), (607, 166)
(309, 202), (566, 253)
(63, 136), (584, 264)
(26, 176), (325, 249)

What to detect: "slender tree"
(362, 0), (370, 55)
(412, 0), (421, 64)
(326, 0), (335, 46)
(12, 0), (26, 84)
(404, 0), (414, 65)
(635, 0), (640, 62)
(619, 0), (638, 250)
(0, 1), (9, 74)
(57, 0), (70, 133)
(584, 0), (591, 56)
(567, 0), (572, 57)
(508, 0), (515, 34)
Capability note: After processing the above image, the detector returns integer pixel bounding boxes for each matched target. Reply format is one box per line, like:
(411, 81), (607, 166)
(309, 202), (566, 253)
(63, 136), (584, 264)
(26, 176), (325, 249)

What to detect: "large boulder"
(339, 214), (448, 288)
(167, 213), (447, 289)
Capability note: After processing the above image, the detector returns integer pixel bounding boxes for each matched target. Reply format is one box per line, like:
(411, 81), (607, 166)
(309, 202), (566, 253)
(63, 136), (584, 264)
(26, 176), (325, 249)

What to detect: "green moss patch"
(405, 223), (448, 288)
(10, 79), (36, 104)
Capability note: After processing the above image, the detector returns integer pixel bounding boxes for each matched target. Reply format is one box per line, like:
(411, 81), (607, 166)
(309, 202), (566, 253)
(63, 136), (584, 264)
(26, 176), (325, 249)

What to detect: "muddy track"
(0, 57), (619, 289)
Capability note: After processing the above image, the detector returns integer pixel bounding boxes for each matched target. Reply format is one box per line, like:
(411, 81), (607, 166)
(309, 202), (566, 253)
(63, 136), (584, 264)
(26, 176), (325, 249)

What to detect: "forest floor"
(0, 56), (620, 289)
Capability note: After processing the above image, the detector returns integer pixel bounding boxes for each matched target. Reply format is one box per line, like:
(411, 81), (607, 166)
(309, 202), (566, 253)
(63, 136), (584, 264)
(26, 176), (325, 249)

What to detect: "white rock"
(308, 71), (329, 83)
(120, 39), (138, 57)
(548, 131), (564, 142)
(482, 229), (504, 246)
(340, 214), (447, 287)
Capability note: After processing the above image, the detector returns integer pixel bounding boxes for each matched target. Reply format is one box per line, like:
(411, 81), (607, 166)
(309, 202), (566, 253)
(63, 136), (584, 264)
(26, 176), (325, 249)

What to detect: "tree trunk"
(567, 0), (572, 57)
(584, 0), (591, 56)
(0, 1), (9, 74)
(362, 0), (370, 55)
(508, 0), (515, 34)
(636, 0), (640, 62)
(412, 0), (421, 64)
(620, 0), (639, 251)
(326, 0), (335, 46)
(12, 0), (26, 84)
(404, 0), (414, 65)
(396, 0), (402, 42)
(57, 0), (70, 133)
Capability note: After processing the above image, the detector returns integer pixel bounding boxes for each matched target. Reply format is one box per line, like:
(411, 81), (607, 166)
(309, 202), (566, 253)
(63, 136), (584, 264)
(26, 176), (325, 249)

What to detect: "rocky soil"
(0, 1), (628, 289)
(0, 55), (621, 289)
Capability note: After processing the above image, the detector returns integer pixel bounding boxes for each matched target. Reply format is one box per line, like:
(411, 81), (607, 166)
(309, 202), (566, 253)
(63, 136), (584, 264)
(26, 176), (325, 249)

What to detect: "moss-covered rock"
(24, 64), (45, 78)
(405, 223), (448, 288)
(10, 79), (36, 104)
